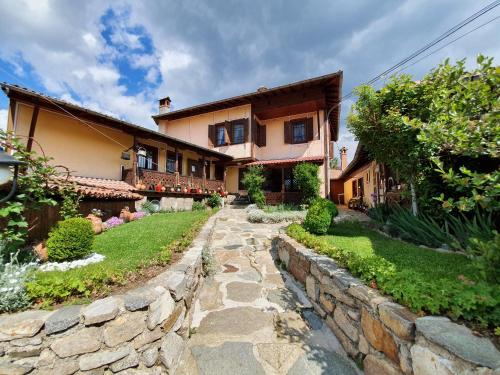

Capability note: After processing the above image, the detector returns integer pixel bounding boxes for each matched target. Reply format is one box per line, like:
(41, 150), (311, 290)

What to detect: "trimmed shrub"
(303, 198), (338, 234)
(47, 218), (94, 262)
(293, 163), (320, 204)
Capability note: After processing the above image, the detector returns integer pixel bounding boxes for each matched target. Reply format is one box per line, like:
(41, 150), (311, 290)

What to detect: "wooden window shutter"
(208, 125), (215, 147)
(251, 117), (258, 143)
(284, 121), (291, 144)
(243, 118), (249, 142)
(224, 121), (232, 144)
(259, 125), (266, 147)
(306, 117), (314, 142)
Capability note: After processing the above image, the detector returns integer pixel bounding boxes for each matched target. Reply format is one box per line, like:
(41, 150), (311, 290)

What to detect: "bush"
(242, 166), (266, 207)
(207, 193), (222, 208)
(192, 201), (206, 211)
(293, 163), (320, 204)
(46, 218), (94, 262)
(466, 231), (500, 284)
(303, 198), (338, 234)
(247, 207), (306, 224)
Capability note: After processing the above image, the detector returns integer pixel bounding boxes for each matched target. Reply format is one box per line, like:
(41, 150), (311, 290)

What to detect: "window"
(292, 121), (306, 144)
(232, 123), (245, 144)
(167, 152), (176, 173)
(137, 144), (157, 170)
(216, 126), (225, 146)
(215, 165), (224, 181)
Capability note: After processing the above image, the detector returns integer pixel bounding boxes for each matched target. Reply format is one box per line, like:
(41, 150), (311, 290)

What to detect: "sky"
(0, 0), (498, 162)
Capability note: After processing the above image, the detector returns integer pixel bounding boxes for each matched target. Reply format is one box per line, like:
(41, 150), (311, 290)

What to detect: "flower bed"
(247, 204), (306, 224)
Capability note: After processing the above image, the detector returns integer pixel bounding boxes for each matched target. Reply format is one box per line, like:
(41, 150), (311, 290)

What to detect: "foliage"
(303, 198), (338, 234)
(46, 218), (94, 262)
(242, 165), (266, 207)
(247, 206), (306, 224)
(367, 203), (394, 224)
(26, 210), (212, 304)
(207, 192), (222, 208)
(262, 203), (304, 213)
(466, 231), (500, 284)
(59, 184), (81, 220)
(348, 56), (499, 216)
(192, 201), (206, 211)
(140, 200), (160, 214)
(0, 244), (37, 313)
(293, 163), (321, 204)
(287, 222), (499, 327)
(0, 130), (59, 256)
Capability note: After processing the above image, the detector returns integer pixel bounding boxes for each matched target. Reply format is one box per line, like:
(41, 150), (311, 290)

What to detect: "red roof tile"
(52, 176), (143, 200)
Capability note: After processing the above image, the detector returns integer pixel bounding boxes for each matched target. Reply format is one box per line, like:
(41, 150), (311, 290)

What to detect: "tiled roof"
(52, 176), (143, 200)
(245, 156), (324, 167)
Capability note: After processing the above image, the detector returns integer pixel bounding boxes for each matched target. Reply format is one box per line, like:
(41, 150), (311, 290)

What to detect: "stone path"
(176, 206), (361, 375)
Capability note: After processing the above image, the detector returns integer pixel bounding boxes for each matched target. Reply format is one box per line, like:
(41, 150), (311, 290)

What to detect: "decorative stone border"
(0, 213), (219, 375)
(275, 234), (500, 375)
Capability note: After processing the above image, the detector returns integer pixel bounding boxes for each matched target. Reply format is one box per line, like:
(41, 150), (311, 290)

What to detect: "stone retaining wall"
(275, 234), (500, 375)
(0, 214), (218, 375)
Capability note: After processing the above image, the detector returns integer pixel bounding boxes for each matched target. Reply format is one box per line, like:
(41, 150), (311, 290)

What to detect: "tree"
(242, 165), (265, 207)
(293, 163), (320, 204)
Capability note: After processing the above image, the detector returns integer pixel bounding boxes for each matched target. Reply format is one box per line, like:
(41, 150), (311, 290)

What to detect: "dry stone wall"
(0, 214), (217, 375)
(275, 234), (500, 375)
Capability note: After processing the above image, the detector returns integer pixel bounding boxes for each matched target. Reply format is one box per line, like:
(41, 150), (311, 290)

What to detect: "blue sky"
(0, 0), (498, 162)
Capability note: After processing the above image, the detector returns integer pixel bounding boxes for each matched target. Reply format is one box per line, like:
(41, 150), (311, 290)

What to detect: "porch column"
(175, 147), (179, 185)
(281, 167), (285, 203)
(202, 155), (206, 190)
(223, 165), (227, 191)
(132, 136), (138, 186)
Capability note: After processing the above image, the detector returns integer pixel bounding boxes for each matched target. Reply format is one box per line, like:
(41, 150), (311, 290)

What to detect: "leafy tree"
(242, 166), (265, 207)
(293, 163), (321, 204)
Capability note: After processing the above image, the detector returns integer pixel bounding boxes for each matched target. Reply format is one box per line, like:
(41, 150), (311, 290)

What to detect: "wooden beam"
(26, 105), (39, 152)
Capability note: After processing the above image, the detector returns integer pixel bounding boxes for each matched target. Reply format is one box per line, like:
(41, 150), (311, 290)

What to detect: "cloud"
(0, 109), (7, 131)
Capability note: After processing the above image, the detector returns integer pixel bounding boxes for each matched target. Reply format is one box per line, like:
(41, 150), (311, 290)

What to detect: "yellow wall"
(159, 104), (252, 159)
(226, 166), (239, 194)
(13, 103), (134, 180)
(343, 161), (377, 207)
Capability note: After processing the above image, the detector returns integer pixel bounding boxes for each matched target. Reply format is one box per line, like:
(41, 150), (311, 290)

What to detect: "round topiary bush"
(46, 218), (94, 262)
(303, 198), (338, 234)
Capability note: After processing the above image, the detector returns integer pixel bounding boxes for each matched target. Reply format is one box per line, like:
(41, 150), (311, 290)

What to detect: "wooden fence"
(25, 199), (137, 243)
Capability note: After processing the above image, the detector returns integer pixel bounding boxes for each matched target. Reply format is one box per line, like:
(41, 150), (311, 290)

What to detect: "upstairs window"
(216, 126), (225, 146)
(232, 123), (245, 144)
(137, 144), (158, 170)
(292, 121), (306, 144)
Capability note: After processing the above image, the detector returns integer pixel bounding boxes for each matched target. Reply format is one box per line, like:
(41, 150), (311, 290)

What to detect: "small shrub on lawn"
(247, 207), (306, 223)
(303, 198), (338, 234)
(192, 201), (206, 211)
(466, 231), (500, 284)
(287, 223), (500, 327)
(293, 162), (320, 204)
(207, 193), (222, 208)
(47, 218), (94, 262)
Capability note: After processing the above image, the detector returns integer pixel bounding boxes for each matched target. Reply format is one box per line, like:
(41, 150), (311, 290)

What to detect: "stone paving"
(176, 206), (361, 375)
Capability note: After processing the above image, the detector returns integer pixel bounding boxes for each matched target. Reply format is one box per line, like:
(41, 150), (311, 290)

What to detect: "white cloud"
(0, 109), (7, 131)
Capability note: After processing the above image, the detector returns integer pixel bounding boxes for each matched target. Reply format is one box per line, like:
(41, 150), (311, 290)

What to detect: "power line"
(397, 15), (500, 74)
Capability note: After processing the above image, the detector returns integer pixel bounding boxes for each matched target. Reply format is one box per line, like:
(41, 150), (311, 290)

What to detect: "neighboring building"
(330, 144), (401, 209)
(1, 83), (233, 200)
(153, 71), (343, 204)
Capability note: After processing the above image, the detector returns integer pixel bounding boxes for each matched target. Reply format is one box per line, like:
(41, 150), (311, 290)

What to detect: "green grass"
(26, 210), (212, 305)
(287, 221), (499, 327)
(324, 221), (476, 281)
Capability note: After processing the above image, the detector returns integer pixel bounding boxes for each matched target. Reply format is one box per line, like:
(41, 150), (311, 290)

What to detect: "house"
(330, 143), (402, 209)
(152, 71), (343, 204)
(1, 83), (233, 202)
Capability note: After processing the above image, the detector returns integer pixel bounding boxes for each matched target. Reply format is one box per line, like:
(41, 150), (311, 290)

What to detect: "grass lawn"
(26, 210), (212, 305)
(287, 221), (499, 327)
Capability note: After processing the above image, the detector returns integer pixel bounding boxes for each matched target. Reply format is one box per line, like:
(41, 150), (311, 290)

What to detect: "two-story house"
(153, 71), (343, 204)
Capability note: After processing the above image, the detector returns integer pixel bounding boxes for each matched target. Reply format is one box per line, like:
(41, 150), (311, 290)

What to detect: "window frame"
(215, 125), (226, 146)
(137, 144), (158, 171)
(231, 122), (245, 144)
(291, 120), (307, 144)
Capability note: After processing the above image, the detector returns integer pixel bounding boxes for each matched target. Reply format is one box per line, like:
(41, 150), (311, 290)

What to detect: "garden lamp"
(0, 147), (26, 203)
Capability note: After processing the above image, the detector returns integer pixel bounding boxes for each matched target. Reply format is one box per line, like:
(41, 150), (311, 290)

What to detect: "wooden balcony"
(123, 168), (225, 195)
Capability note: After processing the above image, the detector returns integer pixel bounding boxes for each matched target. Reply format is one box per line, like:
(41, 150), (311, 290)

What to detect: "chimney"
(340, 146), (348, 171)
(159, 97), (171, 114)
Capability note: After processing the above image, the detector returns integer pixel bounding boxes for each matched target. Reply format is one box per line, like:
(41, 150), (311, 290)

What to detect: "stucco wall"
(343, 161), (376, 207)
(159, 105), (252, 159)
(12, 103), (134, 181)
